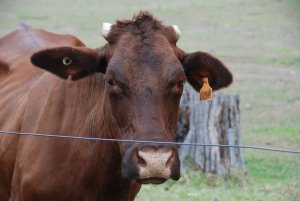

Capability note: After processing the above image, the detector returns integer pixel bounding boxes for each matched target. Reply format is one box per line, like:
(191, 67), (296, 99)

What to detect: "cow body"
(0, 12), (232, 201)
(0, 24), (135, 201)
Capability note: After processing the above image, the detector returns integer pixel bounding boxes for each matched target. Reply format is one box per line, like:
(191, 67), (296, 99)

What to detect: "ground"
(0, 0), (299, 200)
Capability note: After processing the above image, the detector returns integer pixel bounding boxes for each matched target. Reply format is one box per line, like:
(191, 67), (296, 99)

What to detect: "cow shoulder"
(0, 25), (86, 132)
(0, 23), (85, 73)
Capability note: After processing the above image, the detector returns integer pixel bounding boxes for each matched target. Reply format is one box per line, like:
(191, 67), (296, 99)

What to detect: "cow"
(0, 12), (232, 201)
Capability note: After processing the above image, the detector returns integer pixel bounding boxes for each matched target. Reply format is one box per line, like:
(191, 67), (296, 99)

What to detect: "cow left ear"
(181, 51), (233, 91)
(31, 46), (107, 80)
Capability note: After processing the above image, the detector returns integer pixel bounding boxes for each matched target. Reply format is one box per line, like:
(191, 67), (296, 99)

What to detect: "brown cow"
(0, 12), (232, 201)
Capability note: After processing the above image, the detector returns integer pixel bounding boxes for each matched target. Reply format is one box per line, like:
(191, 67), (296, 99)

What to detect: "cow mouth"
(136, 177), (167, 185)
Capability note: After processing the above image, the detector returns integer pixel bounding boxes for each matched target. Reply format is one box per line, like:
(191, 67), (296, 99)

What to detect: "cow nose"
(137, 148), (173, 167)
(136, 146), (178, 183)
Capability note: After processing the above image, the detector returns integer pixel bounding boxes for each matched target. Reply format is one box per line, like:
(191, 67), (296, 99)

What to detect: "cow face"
(31, 12), (232, 185)
(104, 32), (184, 184)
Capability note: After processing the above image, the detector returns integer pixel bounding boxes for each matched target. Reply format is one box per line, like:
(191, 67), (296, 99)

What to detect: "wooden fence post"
(177, 85), (247, 179)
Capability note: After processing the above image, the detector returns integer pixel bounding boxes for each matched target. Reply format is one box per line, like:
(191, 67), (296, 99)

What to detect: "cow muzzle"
(122, 145), (180, 184)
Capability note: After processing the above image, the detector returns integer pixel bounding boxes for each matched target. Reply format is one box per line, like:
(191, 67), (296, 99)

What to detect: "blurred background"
(1, 0), (299, 200)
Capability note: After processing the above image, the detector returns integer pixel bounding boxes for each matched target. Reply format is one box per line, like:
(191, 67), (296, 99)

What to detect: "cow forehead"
(108, 33), (182, 77)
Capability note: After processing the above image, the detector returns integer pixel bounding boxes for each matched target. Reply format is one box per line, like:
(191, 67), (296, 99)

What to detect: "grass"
(252, 126), (300, 139)
(137, 151), (300, 201)
(0, 0), (300, 200)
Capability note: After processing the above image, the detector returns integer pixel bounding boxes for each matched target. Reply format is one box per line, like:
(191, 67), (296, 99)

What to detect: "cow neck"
(58, 74), (121, 150)
(59, 74), (129, 196)
(25, 73), (130, 197)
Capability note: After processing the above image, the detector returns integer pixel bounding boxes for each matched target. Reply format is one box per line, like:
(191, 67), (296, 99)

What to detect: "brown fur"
(0, 12), (232, 201)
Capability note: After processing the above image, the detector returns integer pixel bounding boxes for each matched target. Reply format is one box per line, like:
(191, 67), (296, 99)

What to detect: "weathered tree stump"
(177, 85), (247, 179)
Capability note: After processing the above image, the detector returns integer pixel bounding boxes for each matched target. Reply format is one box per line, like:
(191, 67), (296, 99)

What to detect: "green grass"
(138, 152), (300, 201)
(252, 126), (300, 138)
(1, 0), (300, 200)
(250, 57), (300, 67)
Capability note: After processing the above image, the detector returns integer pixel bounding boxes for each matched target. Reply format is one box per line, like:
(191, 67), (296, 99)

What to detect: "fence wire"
(0, 131), (299, 155)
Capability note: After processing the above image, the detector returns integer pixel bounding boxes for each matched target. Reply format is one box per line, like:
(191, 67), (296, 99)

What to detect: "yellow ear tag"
(200, 77), (213, 101)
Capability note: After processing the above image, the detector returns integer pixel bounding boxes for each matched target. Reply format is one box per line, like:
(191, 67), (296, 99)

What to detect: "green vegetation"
(0, 0), (299, 200)
(138, 151), (300, 201)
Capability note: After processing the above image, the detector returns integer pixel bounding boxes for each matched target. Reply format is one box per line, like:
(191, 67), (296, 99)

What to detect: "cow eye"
(170, 80), (185, 96)
(177, 80), (185, 88)
(106, 79), (116, 87)
(106, 78), (125, 96)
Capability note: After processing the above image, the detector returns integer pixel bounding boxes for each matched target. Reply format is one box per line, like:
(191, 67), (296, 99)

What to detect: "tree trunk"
(177, 85), (247, 179)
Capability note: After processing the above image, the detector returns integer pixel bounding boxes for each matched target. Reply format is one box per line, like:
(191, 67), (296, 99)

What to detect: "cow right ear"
(181, 51), (233, 91)
(31, 46), (108, 80)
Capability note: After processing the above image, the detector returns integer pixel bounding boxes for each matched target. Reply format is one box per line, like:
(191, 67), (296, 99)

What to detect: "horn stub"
(172, 25), (181, 38)
(101, 22), (112, 38)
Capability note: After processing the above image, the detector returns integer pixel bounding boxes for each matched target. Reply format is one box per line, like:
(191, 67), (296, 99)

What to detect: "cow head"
(31, 12), (232, 184)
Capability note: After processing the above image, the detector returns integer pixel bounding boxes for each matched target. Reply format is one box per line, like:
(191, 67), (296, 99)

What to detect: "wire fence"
(0, 130), (299, 155)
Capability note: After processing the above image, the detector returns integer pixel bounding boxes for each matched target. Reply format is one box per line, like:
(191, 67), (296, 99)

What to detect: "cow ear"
(182, 51), (233, 91)
(31, 46), (107, 80)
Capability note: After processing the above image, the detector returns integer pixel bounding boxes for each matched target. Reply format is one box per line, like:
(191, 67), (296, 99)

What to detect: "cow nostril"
(136, 151), (147, 166)
(166, 151), (174, 166)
